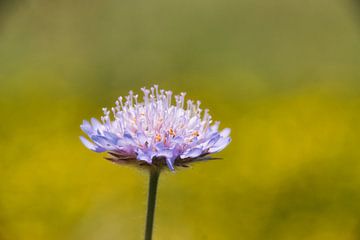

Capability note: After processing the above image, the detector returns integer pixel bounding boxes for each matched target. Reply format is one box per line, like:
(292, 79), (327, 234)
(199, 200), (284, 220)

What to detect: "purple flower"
(80, 85), (231, 171)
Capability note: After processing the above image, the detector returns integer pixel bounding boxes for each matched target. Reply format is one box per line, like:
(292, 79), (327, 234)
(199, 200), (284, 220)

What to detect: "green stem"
(144, 167), (160, 240)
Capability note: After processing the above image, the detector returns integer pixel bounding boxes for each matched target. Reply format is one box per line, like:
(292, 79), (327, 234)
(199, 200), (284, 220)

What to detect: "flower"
(80, 85), (231, 171)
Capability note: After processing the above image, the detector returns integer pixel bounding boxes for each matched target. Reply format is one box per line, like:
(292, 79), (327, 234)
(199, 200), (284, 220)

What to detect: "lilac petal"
(123, 132), (135, 143)
(91, 118), (103, 131)
(166, 158), (175, 171)
(154, 149), (176, 171)
(136, 131), (148, 144)
(170, 143), (182, 157)
(187, 116), (198, 128)
(173, 136), (184, 144)
(80, 120), (93, 135)
(103, 131), (120, 144)
(220, 128), (231, 138)
(91, 135), (116, 150)
(199, 132), (219, 144)
(180, 148), (203, 159)
(156, 149), (174, 159)
(198, 133), (220, 149)
(210, 122), (220, 132)
(80, 136), (106, 152)
(208, 135), (220, 146)
(155, 142), (166, 150)
(124, 132), (134, 140)
(189, 137), (199, 145)
(117, 132), (136, 146)
(136, 150), (152, 163)
(80, 136), (96, 150)
(208, 137), (231, 153)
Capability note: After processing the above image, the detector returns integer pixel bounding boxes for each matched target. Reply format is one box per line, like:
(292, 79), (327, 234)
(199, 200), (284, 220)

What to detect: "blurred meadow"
(0, 0), (360, 239)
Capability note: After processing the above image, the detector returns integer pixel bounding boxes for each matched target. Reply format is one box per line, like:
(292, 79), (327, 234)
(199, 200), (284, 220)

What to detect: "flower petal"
(91, 118), (103, 131)
(208, 137), (231, 153)
(136, 131), (148, 145)
(180, 148), (203, 159)
(220, 128), (231, 138)
(166, 158), (175, 171)
(136, 150), (152, 163)
(80, 120), (94, 135)
(80, 136), (106, 152)
(156, 149), (174, 159)
(91, 135), (117, 150)
(103, 131), (120, 144)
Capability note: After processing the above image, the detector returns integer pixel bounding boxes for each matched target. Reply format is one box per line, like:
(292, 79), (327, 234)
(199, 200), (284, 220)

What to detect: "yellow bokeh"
(0, 0), (359, 239)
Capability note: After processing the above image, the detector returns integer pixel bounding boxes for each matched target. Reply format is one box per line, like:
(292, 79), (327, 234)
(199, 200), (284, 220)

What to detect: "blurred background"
(0, 0), (359, 239)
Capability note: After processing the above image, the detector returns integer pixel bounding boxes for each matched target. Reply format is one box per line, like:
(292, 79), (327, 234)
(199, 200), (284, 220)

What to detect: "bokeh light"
(0, 0), (359, 239)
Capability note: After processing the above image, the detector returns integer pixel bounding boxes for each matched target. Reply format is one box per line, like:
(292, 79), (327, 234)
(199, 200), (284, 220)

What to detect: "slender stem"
(145, 167), (160, 240)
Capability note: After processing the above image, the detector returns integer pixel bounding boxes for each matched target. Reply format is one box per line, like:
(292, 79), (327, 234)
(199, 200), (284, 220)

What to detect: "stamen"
(166, 91), (172, 107)
(154, 85), (159, 100)
(141, 87), (150, 105)
(155, 134), (162, 142)
(118, 96), (124, 109)
(129, 91), (134, 106)
(169, 128), (175, 137)
(192, 131), (199, 137)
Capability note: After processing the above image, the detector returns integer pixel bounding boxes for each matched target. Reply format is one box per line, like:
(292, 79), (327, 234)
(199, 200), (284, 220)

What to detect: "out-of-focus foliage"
(0, 0), (359, 239)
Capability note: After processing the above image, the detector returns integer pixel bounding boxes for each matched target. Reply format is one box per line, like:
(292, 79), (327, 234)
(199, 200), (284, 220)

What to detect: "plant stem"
(145, 167), (160, 240)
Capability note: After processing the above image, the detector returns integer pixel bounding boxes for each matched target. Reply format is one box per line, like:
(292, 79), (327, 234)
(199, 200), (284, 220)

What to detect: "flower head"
(80, 85), (231, 171)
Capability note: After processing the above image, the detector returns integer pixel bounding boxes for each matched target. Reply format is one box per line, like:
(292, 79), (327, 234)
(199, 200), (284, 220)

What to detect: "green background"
(0, 0), (359, 239)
